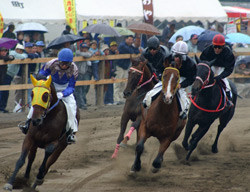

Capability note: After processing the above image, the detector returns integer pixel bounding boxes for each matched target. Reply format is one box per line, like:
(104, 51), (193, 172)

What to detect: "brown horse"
(4, 74), (80, 191)
(131, 64), (186, 173)
(111, 56), (156, 158)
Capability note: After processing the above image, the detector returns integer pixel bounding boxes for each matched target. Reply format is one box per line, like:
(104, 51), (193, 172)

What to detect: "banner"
(142, 0), (153, 24)
(64, 0), (77, 34)
(0, 12), (3, 38)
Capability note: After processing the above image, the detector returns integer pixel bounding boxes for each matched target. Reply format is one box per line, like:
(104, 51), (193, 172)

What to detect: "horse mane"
(131, 54), (147, 67)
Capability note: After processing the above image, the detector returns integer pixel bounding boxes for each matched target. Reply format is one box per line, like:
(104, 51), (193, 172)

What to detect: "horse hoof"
(119, 142), (127, 148)
(180, 159), (191, 166)
(35, 178), (44, 186)
(212, 146), (218, 153)
(3, 183), (13, 191)
(151, 167), (160, 173)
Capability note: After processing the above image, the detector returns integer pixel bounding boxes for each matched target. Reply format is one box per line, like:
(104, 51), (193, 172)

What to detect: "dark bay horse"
(131, 65), (186, 173)
(4, 74), (80, 191)
(182, 61), (237, 161)
(111, 56), (156, 158)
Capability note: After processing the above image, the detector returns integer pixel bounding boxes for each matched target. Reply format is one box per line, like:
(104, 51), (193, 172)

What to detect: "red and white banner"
(223, 6), (250, 18)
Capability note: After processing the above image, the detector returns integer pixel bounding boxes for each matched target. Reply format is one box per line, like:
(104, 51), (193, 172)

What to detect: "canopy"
(223, 6), (250, 18)
(0, 0), (65, 24)
(76, 0), (227, 23)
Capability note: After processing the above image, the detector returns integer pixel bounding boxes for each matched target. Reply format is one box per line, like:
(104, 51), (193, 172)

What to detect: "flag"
(142, 0), (154, 24)
(64, 0), (77, 34)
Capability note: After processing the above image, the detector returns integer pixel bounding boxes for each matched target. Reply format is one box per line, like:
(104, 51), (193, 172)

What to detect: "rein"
(129, 66), (154, 89)
(190, 63), (227, 112)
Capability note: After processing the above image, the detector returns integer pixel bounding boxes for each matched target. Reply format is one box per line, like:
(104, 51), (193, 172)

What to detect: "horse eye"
(31, 91), (34, 99)
(42, 92), (49, 103)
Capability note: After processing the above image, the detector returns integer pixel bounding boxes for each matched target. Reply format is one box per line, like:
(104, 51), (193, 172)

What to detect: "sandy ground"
(1, 88), (250, 192)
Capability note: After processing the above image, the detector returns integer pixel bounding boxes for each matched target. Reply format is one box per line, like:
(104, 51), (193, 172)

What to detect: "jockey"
(19, 48), (79, 144)
(143, 41), (196, 119)
(142, 36), (170, 81)
(200, 34), (235, 107)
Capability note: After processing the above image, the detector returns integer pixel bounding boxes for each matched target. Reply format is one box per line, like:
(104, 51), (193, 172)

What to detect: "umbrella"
(99, 27), (134, 38)
(82, 24), (121, 36)
(169, 25), (205, 43)
(0, 38), (18, 49)
(226, 33), (250, 44)
(47, 34), (84, 49)
(127, 22), (160, 35)
(197, 30), (226, 51)
(15, 22), (48, 33)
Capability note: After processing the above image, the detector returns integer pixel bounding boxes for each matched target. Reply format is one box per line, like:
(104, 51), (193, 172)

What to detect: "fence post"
(22, 64), (28, 112)
(96, 60), (105, 106)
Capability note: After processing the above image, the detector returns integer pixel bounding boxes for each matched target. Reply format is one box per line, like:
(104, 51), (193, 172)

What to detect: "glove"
(57, 92), (63, 99)
(214, 76), (222, 82)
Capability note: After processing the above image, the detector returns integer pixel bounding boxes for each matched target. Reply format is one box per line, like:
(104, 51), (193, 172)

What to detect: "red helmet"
(212, 34), (225, 46)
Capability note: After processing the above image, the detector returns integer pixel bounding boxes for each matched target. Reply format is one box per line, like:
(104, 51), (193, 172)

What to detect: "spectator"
(0, 47), (15, 86)
(16, 32), (25, 45)
(75, 43), (93, 110)
(0, 44), (27, 113)
(102, 44), (115, 105)
(36, 41), (46, 69)
(133, 36), (144, 53)
(24, 34), (30, 43)
(187, 34), (198, 53)
(114, 35), (140, 105)
(89, 40), (103, 81)
(62, 25), (72, 35)
(3, 24), (16, 39)
(176, 35), (183, 42)
(235, 60), (250, 83)
(162, 23), (176, 46)
(24, 42), (39, 106)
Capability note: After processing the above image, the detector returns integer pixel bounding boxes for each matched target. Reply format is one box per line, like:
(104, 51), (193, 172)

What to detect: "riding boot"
(226, 91), (234, 108)
(67, 130), (76, 144)
(18, 119), (31, 134)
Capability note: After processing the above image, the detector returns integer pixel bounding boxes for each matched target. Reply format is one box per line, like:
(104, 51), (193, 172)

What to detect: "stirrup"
(227, 100), (234, 108)
(18, 121), (29, 134)
(179, 111), (187, 120)
(67, 134), (76, 144)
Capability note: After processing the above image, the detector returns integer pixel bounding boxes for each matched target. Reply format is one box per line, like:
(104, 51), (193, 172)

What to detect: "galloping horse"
(131, 64), (186, 173)
(111, 56), (156, 158)
(182, 61), (237, 161)
(4, 74), (80, 191)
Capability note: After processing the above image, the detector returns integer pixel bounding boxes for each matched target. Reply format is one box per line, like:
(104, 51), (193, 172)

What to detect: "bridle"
(129, 66), (154, 89)
(195, 63), (213, 89)
(162, 67), (180, 95)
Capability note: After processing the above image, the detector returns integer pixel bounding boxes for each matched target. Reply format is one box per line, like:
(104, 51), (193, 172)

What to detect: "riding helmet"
(58, 48), (73, 62)
(147, 36), (160, 49)
(172, 41), (188, 55)
(212, 34), (225, 46)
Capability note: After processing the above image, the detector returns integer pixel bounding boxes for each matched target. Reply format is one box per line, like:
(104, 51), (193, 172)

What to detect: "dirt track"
(1, 98), (250, 192)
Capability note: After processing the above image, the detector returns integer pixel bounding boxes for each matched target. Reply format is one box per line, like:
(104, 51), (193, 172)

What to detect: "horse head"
(192, 61), (215, 96)
(123, 55), (149, 98)
(30, 74), (53, 126)
(161, 66), (180, 104)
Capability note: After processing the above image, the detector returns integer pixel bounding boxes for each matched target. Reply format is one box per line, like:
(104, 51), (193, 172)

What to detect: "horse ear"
(163, 57), (170, 68)
(208, 58), (216, 66)
(30, 74), (37, 86)
(45, 75), (52, 88)
(195, 54), (200, 64)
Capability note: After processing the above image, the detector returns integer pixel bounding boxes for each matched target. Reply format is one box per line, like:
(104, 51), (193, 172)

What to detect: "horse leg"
(4, 137), (33, 191)
(186, 124), (210, 161)
(111, 114), (130, 159)
(152, 138), (172, 173)
(182, 119), (195, 151)
(212, 113), (233, 153)
(122, 119), (141, 145)
(24, 145), (37, 179)
(131, 122), (148, 172)
(32, 143), (56, 189)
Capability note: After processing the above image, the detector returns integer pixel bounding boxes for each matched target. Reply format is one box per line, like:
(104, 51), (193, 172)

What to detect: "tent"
(76, 0), (227, 24)
(0, 0), (65, 24)
(223, 6), (250, 18)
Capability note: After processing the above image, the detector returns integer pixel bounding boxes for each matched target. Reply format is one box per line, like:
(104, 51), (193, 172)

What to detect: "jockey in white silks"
(19, 48), (79, 144)
(200, 34), (235, 106)
(142, 41), (197, 119)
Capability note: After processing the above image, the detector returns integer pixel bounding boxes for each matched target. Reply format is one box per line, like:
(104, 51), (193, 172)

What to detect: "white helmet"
(172, 41), (188, 55)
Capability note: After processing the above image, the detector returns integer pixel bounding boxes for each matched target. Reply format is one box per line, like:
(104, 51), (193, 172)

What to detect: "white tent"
(76, 0), (228, 24)
(0, 0), (65, 24)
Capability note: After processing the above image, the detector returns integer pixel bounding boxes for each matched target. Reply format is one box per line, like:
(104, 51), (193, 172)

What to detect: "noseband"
(195, 63), (211, 89)
(130, 66), (144, 86)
